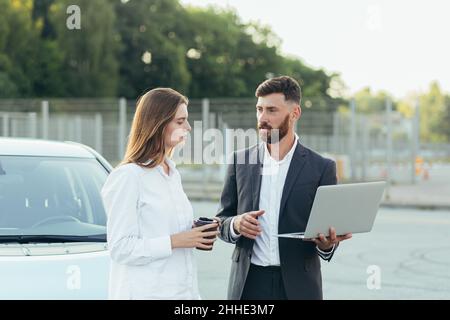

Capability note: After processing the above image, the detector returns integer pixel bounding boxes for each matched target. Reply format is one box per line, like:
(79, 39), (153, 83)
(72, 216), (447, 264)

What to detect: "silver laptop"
(276, 181), (386, 240)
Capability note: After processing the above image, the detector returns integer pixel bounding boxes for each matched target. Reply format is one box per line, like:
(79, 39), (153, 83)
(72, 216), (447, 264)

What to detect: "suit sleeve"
(316, 159), (339, 262)
(216, 152), (239, 244)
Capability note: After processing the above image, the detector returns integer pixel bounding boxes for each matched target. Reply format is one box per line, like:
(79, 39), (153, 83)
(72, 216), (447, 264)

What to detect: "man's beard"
(258, 114), (290, 144)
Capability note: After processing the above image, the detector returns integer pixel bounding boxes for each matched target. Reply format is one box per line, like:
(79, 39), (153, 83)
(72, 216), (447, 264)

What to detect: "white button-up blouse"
(101, 159), (200, 300)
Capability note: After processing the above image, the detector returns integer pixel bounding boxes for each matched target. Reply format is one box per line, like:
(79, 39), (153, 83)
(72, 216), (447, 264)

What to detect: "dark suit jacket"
(216, 141), (338, 300)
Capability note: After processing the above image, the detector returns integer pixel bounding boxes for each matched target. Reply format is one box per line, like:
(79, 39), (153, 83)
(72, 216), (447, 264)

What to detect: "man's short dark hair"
(255, 76), (302, 105)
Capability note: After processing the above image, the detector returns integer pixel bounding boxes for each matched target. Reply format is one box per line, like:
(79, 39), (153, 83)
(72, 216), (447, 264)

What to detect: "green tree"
(50, 0), (119, 97)
(114, 0), (190, 98)
(234, 22), (285, 97)
(179, 7), (336, 100)
(32, 0), (56, 38)
(32, 39), (67, 97)
(443, 96), (450, 141)
(0, 0), (36, 97)
(282, 57), (328, 98)
(0, 0), (342, 101)
(30, 0), (67, 97)
(353, 87), (392, 114)
(419, 82), (447, 142)
(178, 7), (257, 98)
(281, 57), (344, 111)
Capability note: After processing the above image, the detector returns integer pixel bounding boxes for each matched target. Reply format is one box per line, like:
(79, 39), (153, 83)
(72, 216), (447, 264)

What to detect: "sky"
(181, 0), (450, 98)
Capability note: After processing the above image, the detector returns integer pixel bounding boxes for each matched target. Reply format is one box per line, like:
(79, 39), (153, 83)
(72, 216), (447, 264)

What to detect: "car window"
(0, 156), (108, 237)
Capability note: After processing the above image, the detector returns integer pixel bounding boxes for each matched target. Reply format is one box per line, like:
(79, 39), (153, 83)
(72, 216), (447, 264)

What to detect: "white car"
(0, 138), (112, 299)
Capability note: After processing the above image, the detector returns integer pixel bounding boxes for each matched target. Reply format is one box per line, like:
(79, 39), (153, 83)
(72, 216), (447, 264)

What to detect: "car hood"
(0, 243), (110, 299)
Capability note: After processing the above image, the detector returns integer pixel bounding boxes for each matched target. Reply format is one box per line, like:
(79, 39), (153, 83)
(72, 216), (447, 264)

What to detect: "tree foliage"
(0, 0), (340, 105)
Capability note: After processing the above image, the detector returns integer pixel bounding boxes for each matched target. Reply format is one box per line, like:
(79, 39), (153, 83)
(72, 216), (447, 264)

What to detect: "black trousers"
(241, 264), (288, 300)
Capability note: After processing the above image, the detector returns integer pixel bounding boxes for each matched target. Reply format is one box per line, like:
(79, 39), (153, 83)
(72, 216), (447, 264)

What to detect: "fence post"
(202, 98), (210, 184)
(57, 115), (65, 140)
(41, 100), (49, 139)
(411, 98), (420, 184)
(385, 98), (393, 200)
(2, 113), (9, 137)
(95, 113), (103, 154)
(28, 112), (37, 138)
(75, 115), (82, 142)
(350, 99), (357, 181)
(11, 119), (17, 136)
(118, 97), (127, 160)
(332, 112), (339, 154)
(361, 114), (369, 181)
(221, 122), (229, 180)
(202, 98), (210, 132)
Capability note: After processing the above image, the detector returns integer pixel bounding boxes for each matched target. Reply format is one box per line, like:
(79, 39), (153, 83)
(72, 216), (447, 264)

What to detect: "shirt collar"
(165, 157), (177, 169)
(263, 134), (299, 164)
(140, 157), (176, 171)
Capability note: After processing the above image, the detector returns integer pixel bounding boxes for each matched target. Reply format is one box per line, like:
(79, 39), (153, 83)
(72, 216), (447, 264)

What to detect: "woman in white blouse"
(101, 88), (218, 300)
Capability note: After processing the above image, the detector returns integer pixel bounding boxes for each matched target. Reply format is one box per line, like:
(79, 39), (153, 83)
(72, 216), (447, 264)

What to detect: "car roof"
(0, 138), (96, 158)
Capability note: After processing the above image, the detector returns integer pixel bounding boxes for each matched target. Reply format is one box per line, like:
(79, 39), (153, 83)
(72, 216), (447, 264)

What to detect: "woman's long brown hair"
(120, 88), (188, 169)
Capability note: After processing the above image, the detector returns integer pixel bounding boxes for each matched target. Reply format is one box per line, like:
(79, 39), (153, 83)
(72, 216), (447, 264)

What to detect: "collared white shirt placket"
(267, 154), (281, 266)
(158, 160), (194, 289)
(252, 138), (297, 266)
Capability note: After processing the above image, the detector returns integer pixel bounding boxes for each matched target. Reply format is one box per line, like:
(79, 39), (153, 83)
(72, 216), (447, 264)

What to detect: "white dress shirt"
(230, 136), (334, 265)
(101, 159), (200, 300)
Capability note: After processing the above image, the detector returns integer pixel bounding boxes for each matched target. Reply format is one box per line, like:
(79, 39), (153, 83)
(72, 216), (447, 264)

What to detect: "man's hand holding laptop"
(233, 211), (352, 251)
(312, 227), (352, 251)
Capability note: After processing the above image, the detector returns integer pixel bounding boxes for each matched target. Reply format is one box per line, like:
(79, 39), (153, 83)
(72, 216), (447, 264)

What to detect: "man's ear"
(292, 105), (301, 121)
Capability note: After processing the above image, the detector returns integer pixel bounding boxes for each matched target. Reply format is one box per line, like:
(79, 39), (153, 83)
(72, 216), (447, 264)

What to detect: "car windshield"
(0, 155), (108, 242)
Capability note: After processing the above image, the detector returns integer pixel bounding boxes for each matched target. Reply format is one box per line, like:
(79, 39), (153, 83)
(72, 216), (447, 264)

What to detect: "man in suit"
(216, 76), (352, 300)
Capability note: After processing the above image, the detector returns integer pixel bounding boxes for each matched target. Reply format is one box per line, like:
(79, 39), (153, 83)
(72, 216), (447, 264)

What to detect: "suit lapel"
(279, 142), (308, 220)
(251, 144), (264, 210)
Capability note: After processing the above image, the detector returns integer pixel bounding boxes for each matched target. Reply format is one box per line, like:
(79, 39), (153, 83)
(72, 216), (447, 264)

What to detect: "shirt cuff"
(229, 216), (241, 241)
(145, 235), (172, 261)
(316, 244), (335, 259)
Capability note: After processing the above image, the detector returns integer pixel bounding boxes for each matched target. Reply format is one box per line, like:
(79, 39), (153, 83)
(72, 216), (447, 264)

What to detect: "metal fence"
(1, 97), (448, 192)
